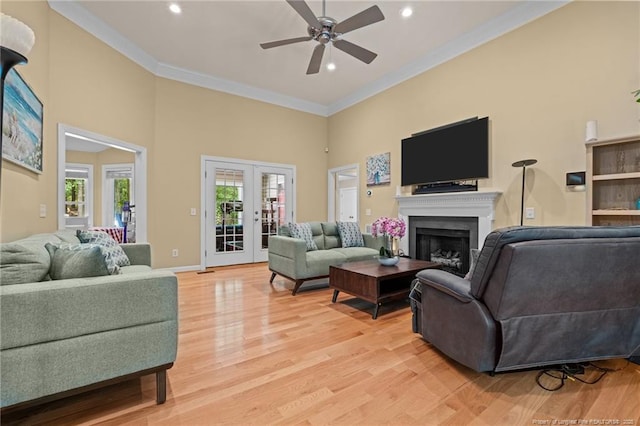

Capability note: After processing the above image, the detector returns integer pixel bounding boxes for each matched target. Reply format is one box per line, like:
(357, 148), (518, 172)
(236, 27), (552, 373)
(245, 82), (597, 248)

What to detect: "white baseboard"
(165, 265), (201, 273)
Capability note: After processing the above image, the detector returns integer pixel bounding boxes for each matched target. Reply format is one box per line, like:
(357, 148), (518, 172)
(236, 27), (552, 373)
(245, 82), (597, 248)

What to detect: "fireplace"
(416, 228), (470, 276)
(396, 190), (501, 260)
(409, 216), (477, 276)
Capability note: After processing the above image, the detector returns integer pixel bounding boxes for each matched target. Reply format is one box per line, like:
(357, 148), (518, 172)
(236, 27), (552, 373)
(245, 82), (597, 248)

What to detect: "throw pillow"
(76, 230), (131, 267)
(0, 238), (53, 285)
(45, 243), (111, 280)
(336, 222), (365, 248)
(288, 222), (318, 251)
(464, 248), (481, 280)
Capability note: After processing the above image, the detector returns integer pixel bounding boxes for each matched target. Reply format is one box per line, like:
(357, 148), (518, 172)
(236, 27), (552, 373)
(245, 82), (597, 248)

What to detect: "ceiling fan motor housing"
(260, 1), (385, 74)
(308, 16), (338, 44)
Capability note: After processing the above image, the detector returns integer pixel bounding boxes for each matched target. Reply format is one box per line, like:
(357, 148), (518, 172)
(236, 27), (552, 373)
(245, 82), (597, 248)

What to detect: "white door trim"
(328, 164), (359, 222)
(200, 155), (297, 270)
(57, 123), (148, 242)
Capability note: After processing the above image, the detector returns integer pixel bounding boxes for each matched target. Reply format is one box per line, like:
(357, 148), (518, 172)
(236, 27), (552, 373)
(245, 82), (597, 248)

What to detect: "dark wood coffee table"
(329, 258), (440, 319)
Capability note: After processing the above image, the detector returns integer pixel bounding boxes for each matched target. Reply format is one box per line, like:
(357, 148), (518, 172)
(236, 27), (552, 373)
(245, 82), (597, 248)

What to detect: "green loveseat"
(0, 230), (178, 412)
(268, 222), (383, 295)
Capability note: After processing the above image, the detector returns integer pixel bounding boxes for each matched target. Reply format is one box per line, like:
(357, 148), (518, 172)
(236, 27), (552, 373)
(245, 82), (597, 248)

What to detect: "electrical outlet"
(365, 209), (372, 216)
(171, 249), (179, 257)
(39, 204), (47, 218)
(190, 208), (197, 216)
(525, 207), (535, 219)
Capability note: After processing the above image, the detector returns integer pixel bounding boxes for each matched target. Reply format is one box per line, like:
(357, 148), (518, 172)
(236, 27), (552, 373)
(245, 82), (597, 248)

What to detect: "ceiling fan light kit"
(260, 0), (385, 75)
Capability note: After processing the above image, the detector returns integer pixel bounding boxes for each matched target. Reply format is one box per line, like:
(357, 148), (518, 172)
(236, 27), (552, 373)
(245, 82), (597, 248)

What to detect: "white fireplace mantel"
(396, 189), (502, 252)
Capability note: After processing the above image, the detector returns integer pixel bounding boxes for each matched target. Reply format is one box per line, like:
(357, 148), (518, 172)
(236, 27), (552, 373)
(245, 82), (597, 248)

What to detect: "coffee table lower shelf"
(329, 259), (440, 319)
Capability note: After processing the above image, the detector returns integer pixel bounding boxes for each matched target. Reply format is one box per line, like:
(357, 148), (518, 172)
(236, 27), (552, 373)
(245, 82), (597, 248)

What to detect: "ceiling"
(48, 0), (567, 116)
(66, 134), (110, 152)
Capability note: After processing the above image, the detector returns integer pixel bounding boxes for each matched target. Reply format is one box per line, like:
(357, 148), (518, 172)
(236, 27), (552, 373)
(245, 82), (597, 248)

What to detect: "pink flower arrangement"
(371, 217), (406, 239)
(372, 217), (406, 258)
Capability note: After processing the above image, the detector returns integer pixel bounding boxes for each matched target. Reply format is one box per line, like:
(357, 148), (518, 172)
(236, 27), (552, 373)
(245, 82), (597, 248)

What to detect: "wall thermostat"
(566, 171), (586, 186)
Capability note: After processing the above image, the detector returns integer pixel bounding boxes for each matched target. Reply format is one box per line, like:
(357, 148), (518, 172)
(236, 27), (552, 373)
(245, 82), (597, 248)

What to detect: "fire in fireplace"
(415, 228), (470, 276)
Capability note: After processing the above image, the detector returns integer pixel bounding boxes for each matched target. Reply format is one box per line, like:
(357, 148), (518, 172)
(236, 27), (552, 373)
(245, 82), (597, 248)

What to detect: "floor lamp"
(511, 158), (537, 226)
(1, 13), (36, 196)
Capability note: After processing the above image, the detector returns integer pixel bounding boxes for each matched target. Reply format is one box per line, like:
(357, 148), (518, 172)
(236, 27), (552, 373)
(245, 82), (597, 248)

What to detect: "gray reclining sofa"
(414, 226), (640, 373)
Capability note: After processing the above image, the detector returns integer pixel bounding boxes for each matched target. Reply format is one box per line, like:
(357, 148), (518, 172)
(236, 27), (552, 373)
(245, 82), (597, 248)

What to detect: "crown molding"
(48, 0), (568, 118)
(48, 0), (158, 73)
(47, 0), (329, 116)
(156, 63), (328, 116)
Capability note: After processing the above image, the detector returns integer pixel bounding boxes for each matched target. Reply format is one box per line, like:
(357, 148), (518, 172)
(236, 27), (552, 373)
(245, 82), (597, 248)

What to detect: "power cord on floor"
(535, 361), (629, 391)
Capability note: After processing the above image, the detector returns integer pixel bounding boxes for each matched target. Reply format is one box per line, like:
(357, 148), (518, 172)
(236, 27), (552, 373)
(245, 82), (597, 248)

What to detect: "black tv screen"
(401, 117), (489, 186)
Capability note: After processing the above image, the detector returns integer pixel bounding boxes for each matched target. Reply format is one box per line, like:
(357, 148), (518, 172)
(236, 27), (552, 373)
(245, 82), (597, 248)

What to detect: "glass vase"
(378, 236), (400, 266)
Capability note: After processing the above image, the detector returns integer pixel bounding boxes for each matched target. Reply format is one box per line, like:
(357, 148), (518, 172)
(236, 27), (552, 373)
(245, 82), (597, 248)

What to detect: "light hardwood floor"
(4, 263), (639, 425)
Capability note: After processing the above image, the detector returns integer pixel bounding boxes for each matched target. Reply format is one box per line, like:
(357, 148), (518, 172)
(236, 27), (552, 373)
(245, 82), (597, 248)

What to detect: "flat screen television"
(401, 117), (489, 187)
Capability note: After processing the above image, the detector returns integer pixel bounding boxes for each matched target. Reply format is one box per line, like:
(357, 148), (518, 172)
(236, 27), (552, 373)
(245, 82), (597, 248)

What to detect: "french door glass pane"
(215, 169), (244, 253)
(260, 172), (286, 249)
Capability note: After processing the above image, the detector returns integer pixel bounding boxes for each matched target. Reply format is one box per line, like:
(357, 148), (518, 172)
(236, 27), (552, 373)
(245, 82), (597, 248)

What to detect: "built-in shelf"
(586, 135), (640, 226)
(592, 172), (640, 181)
(592, 210), (640, 216)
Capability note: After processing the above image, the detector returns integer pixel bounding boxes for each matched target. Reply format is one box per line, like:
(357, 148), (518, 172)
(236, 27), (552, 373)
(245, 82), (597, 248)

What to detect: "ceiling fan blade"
(286, 0), (321, 29)
(332, 39), (377, 64)
(334, 5), (385, 35)
(306, 44), (325, 75)
(260, 36), (312, 49)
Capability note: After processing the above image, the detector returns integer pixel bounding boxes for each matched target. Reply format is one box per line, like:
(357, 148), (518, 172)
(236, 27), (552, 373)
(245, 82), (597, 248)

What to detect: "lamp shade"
(0, 13), (35, 58)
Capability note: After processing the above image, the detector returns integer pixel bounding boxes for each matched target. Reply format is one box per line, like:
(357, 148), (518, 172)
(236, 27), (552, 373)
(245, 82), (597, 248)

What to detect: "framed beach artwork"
(366, 152), (390, 186)
(2, 69), (43, 174)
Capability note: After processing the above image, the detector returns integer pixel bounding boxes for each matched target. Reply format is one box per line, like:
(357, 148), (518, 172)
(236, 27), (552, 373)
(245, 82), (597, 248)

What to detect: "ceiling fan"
(260, 0), (385, 75)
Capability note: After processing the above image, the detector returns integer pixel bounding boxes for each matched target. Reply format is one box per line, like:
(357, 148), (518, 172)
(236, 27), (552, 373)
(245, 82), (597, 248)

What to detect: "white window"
(103, 164), (135, 240)
(65, 163), (93, 229)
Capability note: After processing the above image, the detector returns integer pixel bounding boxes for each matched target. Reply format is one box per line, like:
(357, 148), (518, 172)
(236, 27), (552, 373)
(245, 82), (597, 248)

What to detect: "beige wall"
(2, 1), (638, 267)
(329, 1), (640, 230)
(1, 1), (51, 237)
(1, 1), (327, 268)
(152, 78), (327, 267)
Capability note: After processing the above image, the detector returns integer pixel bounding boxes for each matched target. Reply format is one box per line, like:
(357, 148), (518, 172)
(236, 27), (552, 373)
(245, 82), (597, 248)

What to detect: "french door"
(204, 159), (294, 267)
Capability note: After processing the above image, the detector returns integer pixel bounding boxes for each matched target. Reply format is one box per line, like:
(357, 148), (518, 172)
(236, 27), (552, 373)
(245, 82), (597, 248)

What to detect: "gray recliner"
(414, 226), (640, 373)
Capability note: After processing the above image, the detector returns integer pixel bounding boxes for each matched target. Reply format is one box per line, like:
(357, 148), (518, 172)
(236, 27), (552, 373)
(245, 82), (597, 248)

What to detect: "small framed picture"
(366, 152), (390, 186)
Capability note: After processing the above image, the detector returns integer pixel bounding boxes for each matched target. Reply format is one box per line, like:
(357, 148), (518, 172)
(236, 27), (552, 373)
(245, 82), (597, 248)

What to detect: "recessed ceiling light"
(327, 62), (336, 71)
(169, 3), (181, 14)
(400, 7), (413, 18)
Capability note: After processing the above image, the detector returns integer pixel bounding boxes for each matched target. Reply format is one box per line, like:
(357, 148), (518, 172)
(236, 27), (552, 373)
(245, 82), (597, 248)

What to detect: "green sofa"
(268, 222), (383, 295)
(0, 230), (178, 412)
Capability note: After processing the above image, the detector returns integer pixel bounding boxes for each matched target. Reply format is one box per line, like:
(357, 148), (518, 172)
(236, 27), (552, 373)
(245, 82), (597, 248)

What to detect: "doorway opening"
(328, 164), (359, 222)
(57, 124), (147, 241)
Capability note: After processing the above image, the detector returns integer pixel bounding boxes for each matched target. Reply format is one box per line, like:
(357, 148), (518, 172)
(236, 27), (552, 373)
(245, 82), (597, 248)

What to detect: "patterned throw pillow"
(288, 222), (318, 251)
(45, 242), (113, 279)
(76, 230), (131, 267)
(337, 222), (365, 248)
